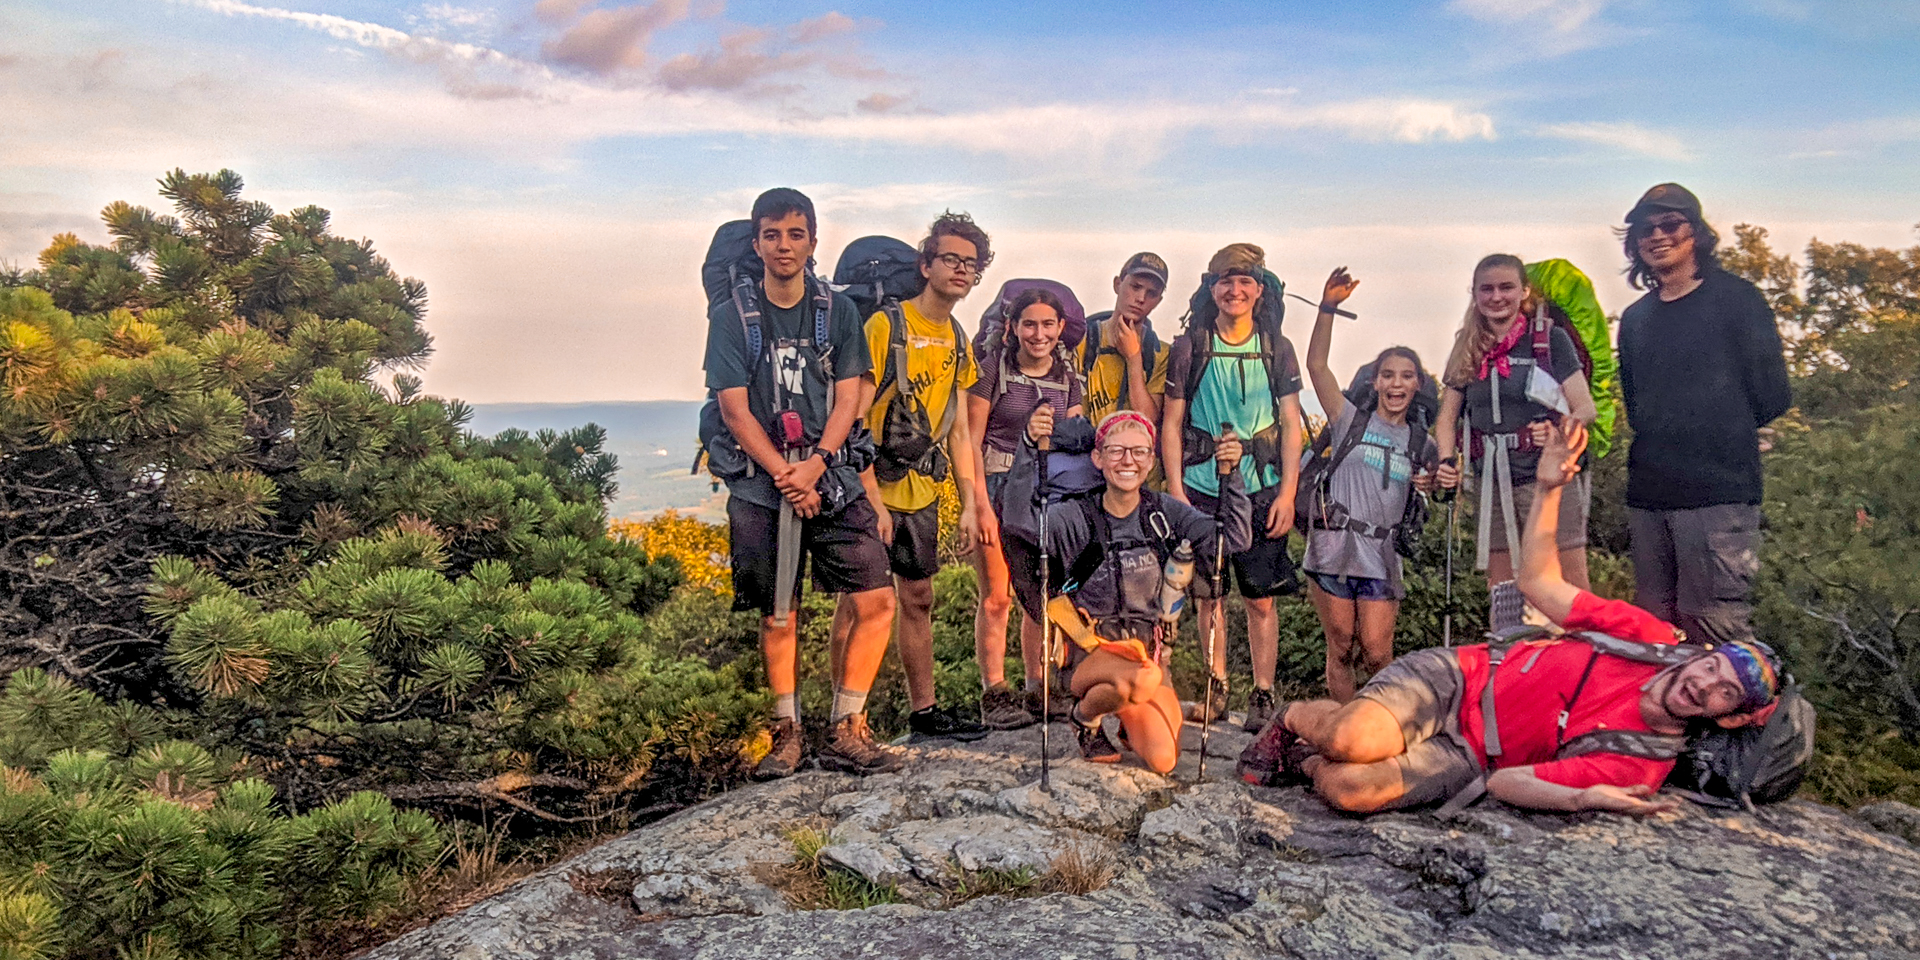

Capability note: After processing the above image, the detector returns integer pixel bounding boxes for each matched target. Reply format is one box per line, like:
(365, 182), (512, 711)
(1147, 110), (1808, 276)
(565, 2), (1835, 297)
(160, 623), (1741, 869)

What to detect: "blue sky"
(3, 0), (1917, 403)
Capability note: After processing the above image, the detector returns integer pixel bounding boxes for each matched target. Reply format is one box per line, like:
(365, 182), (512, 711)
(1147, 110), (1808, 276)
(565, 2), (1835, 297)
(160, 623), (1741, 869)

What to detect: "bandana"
(1477, 319), (1528, 381)
(1717, 640), (1780, 713)
(1094, 410), (1156, 450)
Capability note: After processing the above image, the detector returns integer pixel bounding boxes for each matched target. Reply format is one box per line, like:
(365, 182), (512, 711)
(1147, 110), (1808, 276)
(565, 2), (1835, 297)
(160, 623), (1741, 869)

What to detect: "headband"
(1094, 411), (1156, 449)
(1717, 640), (1780, 713)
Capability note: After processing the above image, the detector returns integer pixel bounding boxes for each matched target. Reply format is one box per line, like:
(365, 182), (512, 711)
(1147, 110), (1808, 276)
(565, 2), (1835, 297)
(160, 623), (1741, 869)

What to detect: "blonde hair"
(1442, 254), (1537, 389)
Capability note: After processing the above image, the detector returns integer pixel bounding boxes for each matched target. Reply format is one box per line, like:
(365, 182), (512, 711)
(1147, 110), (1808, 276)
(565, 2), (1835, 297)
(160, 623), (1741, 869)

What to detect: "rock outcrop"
(364, 720), (1920, 960)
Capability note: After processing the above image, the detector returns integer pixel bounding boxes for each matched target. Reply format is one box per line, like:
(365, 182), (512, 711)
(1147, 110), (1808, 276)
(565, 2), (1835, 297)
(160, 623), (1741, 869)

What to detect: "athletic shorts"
(888, 504), (942, 582)
(728, 496), (893, 615)
(1308, 572), (1397, 603)
(1353, 647), (1481, 810)
(1187, 486), (1299, 600)
(1483, 473), (1589, 554)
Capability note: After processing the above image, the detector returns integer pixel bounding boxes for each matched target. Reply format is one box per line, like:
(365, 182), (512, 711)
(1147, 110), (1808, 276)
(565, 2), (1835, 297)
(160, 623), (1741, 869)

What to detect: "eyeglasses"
(1638, 216), (1692, 238)
(935, 252), (981, 275)
(1100, 445), (1153, 461)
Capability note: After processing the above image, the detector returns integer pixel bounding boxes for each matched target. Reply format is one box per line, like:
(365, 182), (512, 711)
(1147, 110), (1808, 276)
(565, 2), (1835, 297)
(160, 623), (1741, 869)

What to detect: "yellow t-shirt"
(1076, 326), (1170, 424)
(865, 301), (979, 513)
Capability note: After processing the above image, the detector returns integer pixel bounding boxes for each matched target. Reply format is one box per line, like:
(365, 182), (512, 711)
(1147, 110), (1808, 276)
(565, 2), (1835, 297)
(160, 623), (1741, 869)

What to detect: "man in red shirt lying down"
(1239, 418), (1783, 815)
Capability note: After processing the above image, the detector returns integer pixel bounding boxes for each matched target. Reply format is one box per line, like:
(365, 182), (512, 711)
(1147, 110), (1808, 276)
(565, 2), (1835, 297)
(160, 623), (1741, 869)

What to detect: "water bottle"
(1158, 539), (1195, 623)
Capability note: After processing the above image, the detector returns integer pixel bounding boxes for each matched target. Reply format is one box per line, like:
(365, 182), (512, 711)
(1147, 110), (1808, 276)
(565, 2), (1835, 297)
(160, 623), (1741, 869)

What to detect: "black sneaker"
(1076, 720), (1121, 763)
(1243, 687), (1277, 733)
(907, 704), (990, 743)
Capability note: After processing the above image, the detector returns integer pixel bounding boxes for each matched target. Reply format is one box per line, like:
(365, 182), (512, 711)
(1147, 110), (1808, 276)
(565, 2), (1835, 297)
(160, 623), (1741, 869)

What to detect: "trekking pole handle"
(1287, 291), (1356, 320)
(1216, 423), (1237, 477)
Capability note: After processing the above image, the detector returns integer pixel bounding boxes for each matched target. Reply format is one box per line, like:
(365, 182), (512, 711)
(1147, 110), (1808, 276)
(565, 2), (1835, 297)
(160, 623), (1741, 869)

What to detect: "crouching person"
(1239, 418), (1782, 815)
(1001, 412), (1253, 773)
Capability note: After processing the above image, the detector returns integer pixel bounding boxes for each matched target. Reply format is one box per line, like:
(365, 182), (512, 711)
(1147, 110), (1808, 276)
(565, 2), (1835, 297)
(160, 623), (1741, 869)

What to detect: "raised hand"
(1535, 416), (1589, 489)
(1321, 267), (1360, 310)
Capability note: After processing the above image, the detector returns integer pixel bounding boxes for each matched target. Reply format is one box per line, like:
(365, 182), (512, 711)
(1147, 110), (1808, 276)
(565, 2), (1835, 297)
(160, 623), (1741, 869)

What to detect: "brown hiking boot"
(752, 717), (803, 781)
(818, 712), (906, 776)
(980, 683), (1037, 730)
(1184, 675), (1229, 724)
(1026, 681), (1073, 720)
(1243, 686), (1277, 733)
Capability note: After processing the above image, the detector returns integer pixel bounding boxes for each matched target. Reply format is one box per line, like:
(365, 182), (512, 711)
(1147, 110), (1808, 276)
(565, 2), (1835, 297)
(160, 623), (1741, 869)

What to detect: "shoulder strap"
(1182, 330), (1212, 403)
(1573, 631), (1706, 668)
(931, 318), (966, 443)
(730, 268), (764, 362)
(1258, 326), (1288, 428)
(1557, 728), (1688, 761)
(1065, 496), (1111, 589)
(1139, 490), (1177, 560)
(1082, 320), (1103, 378)
(878, 301), (909, 399)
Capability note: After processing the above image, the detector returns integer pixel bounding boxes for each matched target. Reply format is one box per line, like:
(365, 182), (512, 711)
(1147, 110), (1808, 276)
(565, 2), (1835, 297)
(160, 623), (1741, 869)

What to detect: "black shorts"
(728, 496), (893, 614)
(1003, 533), (1047, 621)
(888, 504), (942, 582)
(1188, 486), (1298, 599)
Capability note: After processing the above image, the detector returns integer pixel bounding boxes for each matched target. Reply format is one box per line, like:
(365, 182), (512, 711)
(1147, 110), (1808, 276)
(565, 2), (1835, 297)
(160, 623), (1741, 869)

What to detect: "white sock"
(830, 688), (868, 724)
(774, 693), (799, 723)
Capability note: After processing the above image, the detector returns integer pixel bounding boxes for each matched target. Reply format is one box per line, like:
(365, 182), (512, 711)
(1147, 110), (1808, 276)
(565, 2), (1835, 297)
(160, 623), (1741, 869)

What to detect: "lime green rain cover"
(1526, 259), (1618, 460)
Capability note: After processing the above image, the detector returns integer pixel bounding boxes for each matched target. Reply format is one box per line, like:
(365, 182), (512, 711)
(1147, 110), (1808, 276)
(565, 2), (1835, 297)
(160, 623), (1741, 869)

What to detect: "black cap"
(1626, 183), (1703, 224)
(1119, 251), (1170, 288)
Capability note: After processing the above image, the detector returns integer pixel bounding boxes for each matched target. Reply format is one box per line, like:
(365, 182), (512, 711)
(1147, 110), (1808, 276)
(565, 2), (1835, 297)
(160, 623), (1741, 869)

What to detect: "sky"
(4, 0), (1918, 405)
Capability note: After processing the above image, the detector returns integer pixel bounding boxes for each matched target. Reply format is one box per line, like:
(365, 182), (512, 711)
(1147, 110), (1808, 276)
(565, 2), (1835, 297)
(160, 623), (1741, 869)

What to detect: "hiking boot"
(1243, 687), (1277, 733)
(752, 717), (803, 781)
(907, 704), (990, 744)
(980, 683), (1038, 730)
(1076, 719), (1121, 764)
(1184, 675), (1229, 725)
(1237, 708), (1308, 787)
(1026, 683), (1073, 721)
(819, 712), (907, 775)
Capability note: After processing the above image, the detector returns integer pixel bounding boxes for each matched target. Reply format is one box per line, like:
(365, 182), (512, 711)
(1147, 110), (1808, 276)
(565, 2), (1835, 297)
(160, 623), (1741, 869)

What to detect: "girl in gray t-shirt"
(1301, 268), (1438, 702)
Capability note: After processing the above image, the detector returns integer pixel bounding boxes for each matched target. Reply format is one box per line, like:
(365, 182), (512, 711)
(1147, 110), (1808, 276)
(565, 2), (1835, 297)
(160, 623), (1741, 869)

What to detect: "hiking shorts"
(1354, 648), (1481, 810)
(887, 504), (942, 582)
(1188, 486), (1298, 600)
(1628, 503), (1760, 646)
(1482, 474), (1589, 555)
(728, 496), (893, 615)
(1308, 572), (1397, 603)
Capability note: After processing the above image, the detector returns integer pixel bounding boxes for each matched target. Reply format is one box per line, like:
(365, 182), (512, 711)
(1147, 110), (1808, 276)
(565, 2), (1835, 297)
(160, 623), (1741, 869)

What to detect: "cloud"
(1538, 120), (1693, 160)
(654, 12), (879, 96)
(540, 0), (692, 76)
(1446, 0), (1622, 55)
(857, 92), (911, 114)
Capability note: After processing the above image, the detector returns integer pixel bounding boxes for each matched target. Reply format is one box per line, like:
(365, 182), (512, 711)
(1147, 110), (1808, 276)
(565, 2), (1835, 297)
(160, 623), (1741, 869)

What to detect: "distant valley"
(465, 400), (723, 521)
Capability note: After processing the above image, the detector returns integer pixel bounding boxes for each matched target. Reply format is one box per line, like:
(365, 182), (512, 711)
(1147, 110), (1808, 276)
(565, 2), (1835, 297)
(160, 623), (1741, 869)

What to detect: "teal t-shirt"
(1180, 330), (1301, 497)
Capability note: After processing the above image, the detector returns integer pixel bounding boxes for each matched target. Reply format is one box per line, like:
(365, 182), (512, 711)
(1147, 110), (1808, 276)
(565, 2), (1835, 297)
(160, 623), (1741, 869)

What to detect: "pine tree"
(0, 171), (767, 956)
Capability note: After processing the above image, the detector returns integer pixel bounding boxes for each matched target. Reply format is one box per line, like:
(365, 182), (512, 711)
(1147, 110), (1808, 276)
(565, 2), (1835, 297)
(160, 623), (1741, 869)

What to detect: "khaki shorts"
(1483, 473), (1590, 555)
(1353, 648), (1482, 810)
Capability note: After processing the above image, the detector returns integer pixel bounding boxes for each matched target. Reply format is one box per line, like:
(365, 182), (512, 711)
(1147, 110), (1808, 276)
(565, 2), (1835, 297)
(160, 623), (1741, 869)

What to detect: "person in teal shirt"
(1162, 242), (1306, 735)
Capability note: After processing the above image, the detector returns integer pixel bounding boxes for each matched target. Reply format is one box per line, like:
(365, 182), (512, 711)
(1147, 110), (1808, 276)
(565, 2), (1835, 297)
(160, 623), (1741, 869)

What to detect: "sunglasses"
(1637, 216), (1692, 238)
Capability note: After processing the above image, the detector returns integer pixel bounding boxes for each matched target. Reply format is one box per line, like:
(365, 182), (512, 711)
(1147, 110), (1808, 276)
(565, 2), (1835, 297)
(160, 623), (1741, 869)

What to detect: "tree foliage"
(1729, 224), (1920, 742)
(0, 171), (770, 956)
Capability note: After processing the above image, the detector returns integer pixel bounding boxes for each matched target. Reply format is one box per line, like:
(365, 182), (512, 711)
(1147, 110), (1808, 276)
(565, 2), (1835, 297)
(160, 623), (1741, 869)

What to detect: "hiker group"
(696, 182), (1811, 817)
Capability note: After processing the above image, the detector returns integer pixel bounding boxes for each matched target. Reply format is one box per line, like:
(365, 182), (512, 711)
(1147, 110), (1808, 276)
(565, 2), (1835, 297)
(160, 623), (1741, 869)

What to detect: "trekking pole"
(1442, 429), (1464, 647)
(1196, 423), (1235, 781)
(1035, 420), (1054, 793)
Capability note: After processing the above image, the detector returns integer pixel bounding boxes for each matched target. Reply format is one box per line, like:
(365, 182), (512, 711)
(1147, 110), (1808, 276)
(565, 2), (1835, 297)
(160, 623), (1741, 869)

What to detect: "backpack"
(1667, 681), (1817, 809)
(1296, 360), (1440, 557)
(1081, 310), (1163, 411)
(1524, 259), (1620, 460)
(972, 279), (1088, 398)
(1059, 489), (1179, 633)
(831, 236), (923, 322)
(692, 219), (836, 483)
(1175, 270), (1296, 473)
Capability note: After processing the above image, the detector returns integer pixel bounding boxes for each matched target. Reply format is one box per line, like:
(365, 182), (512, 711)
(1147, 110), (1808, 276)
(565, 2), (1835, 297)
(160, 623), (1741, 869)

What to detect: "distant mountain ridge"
(465, 401), (717, 520)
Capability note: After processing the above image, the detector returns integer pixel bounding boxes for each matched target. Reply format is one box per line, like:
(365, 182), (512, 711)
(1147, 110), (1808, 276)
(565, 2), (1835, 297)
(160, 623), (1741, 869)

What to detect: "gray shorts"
(1483, 473), (1590, 554)
(1353, 648), (1482, 810)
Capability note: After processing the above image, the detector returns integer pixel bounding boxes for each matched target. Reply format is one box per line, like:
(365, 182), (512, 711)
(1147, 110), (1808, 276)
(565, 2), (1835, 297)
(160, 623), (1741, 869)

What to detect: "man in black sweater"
(1616, 184), (1792, 645)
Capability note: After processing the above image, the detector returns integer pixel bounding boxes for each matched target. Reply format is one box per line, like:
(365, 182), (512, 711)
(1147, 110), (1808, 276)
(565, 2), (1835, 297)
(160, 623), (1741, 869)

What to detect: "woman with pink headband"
(1000, 411), (1252, 771)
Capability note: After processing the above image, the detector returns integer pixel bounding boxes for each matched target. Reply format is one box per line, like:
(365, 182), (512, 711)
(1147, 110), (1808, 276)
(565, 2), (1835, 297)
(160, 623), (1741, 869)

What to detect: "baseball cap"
(1120, 251), (1169, 288)
(1626, 183), (1703, 224)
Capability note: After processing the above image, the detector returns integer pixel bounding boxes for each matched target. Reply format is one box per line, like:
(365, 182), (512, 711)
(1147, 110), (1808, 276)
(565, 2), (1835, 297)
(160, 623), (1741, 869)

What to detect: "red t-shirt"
(1454, 592), (1686, 790)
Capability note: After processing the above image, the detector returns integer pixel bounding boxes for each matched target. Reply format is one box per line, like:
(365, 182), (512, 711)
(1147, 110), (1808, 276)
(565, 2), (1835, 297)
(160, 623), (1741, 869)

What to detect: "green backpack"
(1525, 259), (1620, 460)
